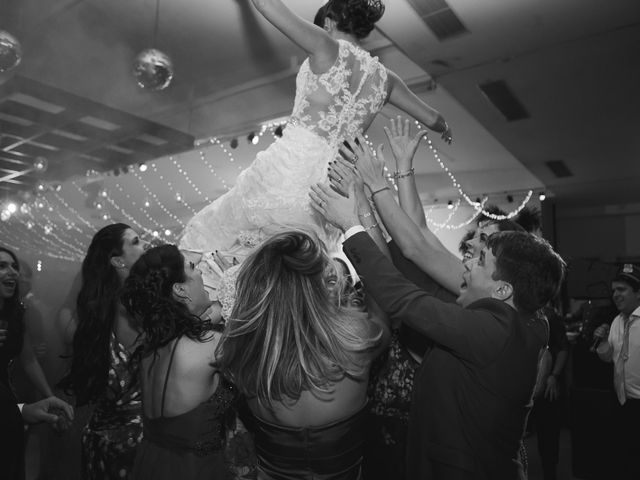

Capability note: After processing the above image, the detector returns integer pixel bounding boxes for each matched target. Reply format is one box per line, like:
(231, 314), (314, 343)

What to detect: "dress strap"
(160, 337), (181, 417)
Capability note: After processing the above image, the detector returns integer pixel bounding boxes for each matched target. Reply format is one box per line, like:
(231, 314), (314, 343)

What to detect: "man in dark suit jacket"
(310, 183), (565, 480)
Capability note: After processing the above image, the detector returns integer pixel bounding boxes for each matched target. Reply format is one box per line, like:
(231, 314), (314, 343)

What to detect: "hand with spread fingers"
(328, 155), (368, 202)
(339, 135), (387, 192)
(327, 158), (355, 198)
(384, 116), (429, 171)
(309, 183), (360, 233)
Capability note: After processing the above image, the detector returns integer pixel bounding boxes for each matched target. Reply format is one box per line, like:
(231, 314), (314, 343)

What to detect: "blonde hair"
(217, 230), (382, 408)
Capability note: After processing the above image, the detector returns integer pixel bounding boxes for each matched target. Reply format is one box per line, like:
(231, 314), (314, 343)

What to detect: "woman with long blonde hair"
(218, 230), (387, 479)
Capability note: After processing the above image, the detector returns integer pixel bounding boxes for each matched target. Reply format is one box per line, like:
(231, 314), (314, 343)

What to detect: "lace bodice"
(291, 40), (388, 149)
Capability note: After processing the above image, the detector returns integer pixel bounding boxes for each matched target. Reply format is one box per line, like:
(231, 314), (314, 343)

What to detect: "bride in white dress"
(180, 0), (452, 297)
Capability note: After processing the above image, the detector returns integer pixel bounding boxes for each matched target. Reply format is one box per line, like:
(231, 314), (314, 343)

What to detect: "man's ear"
(495, 282), (513, 302)
(110, 256), (125, 270)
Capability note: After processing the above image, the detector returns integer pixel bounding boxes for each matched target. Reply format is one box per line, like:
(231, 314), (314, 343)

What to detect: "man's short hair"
(487, 231), (566, 314)
(480, 218), (526, 234)
(515, 206), (542, 234)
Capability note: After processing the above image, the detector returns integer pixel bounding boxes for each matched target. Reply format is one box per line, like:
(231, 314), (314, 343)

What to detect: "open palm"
(384, 116), (429, 167)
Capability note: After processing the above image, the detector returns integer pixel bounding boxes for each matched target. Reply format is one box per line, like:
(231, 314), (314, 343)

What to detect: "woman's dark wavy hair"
(121, 244), (211, 358)
(58, 223), (130, 405)
(0, 246), (25, 350)
(314, 0), (385, 40)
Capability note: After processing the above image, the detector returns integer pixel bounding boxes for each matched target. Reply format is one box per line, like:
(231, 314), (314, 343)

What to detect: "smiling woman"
(1, 245), (72, 480)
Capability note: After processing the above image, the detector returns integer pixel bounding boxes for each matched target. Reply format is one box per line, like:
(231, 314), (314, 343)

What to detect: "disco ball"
(133, 48), (173, 91)
(0, 30), (22, 73)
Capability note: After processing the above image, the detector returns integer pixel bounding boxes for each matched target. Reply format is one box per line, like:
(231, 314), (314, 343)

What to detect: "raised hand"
(309, 183), (360, 233)
(384, 116), (429, 169)
(328, 155), (367, 198)
(338, 134), (387, 192)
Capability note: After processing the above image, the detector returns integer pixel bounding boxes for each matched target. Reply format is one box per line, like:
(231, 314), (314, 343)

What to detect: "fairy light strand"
(415, 122), (532, 222)
(30, 195), (86, 251)
(52, 190), (96, 237)
(150, 161), (198, 216)
(428, 199), (461, 232)
(111, 181), (165, 231)
(170, 155), (211, 204)
(131, 167), (186, 228)
(16, 212), (82, 258)
(25, 200), (85, 257)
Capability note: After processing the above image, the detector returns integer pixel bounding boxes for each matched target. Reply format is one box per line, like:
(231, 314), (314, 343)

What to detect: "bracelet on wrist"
(364, 222), (379, 231)
(393, 168), (415, 180)
(359, 211), (373, 219)
(370, 186), (390, 198)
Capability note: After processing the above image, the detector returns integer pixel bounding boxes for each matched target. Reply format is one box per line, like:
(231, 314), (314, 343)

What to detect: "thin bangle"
(364, 222), (379, 231)
(359, 211), (373, 219)
(393, 168), (414, 179)
(370, 186), (390, 198)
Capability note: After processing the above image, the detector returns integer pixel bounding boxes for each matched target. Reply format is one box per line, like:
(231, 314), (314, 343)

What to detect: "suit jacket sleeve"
(345, 232), (510, 365)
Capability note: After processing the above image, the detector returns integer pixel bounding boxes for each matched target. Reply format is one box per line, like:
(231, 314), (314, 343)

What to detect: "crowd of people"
(1, 1), (635, 479)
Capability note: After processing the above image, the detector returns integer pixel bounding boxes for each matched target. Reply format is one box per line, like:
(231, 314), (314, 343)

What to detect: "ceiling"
(0, 0), (639, 260)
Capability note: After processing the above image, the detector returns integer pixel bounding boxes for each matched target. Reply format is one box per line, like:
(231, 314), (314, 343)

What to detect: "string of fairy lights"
(0, 122), (543, 263)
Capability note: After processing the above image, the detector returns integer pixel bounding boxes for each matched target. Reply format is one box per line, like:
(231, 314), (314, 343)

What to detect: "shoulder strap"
(160, 337), (180, 417)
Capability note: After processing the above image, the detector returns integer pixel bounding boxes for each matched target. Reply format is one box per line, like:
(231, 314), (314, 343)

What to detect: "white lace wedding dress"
(179, 40), (388, 297)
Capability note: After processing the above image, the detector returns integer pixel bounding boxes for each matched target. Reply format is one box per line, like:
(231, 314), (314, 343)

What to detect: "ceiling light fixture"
(0, 30), (22, 73)
(133, 0), (173, 91)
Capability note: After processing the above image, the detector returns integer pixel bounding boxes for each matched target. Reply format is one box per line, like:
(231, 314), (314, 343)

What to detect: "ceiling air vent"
(545, 160), (573, 178)
(406, 0), (468, 41)
(478, 80), (530, 122)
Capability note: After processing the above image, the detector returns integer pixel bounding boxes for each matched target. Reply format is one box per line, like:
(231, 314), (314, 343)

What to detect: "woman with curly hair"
(218, 230), (388, 479)
(58, 224), (148, 479)
(121, 244), (249, 479)
(180, 0), (452, 296)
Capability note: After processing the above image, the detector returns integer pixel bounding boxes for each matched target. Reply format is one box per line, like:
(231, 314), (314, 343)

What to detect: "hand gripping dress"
(179, 40), (388, 294)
